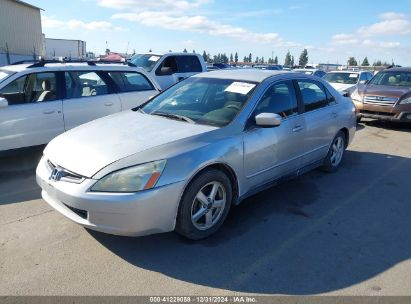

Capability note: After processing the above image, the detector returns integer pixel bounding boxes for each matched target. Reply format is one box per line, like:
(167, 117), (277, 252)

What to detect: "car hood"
(44, 111), (217, 178)
(358, 84), (411, 98)
(330, 83), (355, 92)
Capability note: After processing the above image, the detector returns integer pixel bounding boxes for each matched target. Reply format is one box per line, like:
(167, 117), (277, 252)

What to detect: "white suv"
(0, 61), (160, 152)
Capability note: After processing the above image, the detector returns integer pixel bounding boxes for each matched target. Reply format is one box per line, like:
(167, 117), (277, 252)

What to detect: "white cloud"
(358, 12), (411, 36)
(96, 0), (210, 11)
(112, 11), (298, 46)
(42, 15), (127, 31)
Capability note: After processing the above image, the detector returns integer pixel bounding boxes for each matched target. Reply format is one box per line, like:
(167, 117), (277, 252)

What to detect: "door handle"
(104, 102), (113, 107)
(43, 110), (55, 114)
(292, 125), (304, 132)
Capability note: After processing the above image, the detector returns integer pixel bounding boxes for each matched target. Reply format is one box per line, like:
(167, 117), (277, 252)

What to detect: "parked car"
(0, 61), (160, 152)
(128, 52), (207, 90)
(323, 70), (374, 94)
(351, 67), (411, 123)
(254, 65), (283, 70)
(293, 68), (326, 78)
(36, 69), (356, 240)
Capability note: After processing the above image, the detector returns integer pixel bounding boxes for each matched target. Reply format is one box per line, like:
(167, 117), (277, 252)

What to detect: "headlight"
(351, 89), (362, 102)
(91, 160), (167, 193)
(399, 97), (411, 105)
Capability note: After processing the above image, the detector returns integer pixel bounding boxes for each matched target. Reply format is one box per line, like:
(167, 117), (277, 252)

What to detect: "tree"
(274, 56), (278, 64)
(235, 52), (238, 63)
(284, 51), (292, 66)
(373, 60), (382, 67)
(183, 48), (188, 53)
(298, 49), (309, 66)
(243, 56), (248, 63)
(230, 53), (234, 63)
(255, 56), (259, 64)
(202, 50), (207, 62)
(248, 53), (252, 63)
(261, 57), (265, 63)
(347, 57), (358, 66)
(149, 49), (152, 53)
(192, 50), (196, 54)
(362, 57), (370, 66)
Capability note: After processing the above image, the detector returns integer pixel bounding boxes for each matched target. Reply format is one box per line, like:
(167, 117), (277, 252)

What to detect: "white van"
(0, 61), (160, 152)
(129, 53), (207, 90)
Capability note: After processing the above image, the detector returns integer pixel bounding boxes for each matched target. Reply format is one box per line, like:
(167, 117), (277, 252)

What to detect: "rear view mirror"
(255, 113), (282, 128)
(159, 67), (173, 76)
(0, 97), (8, 109)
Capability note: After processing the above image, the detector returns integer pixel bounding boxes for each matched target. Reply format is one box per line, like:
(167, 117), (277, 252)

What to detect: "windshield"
(141, 77), (257, 127)
(0, 70), (14, 84)
(129, 54), (162, 72)
(323, 72), (359, 84)
(369, 71), (411, 87)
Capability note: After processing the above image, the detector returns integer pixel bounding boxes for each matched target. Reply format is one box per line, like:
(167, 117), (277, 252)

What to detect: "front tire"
(321, 131), (346, 173)
(175, 169), (232, 240)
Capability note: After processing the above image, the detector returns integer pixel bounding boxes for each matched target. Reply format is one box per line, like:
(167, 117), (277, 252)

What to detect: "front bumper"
(36, 157), (186, 237)
(352, 100), (411, 122)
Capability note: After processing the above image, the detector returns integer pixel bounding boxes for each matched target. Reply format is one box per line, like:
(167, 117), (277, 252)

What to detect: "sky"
(30, 0), (411, 65)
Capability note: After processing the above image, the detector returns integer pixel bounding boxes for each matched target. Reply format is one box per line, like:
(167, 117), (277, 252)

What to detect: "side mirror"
(159, 67), (173, 76)
(255, 113), (282, 128)
(359, 80), (368, 85)
(0, 97), (8, 109)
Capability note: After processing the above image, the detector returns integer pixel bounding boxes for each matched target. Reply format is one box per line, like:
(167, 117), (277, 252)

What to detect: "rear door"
(243, 80), (306, 189)
(0, 72), (64, 150)
(62, 71), (121, 130)
(296, 79), (339, 165)
(107, 71), (158, 110)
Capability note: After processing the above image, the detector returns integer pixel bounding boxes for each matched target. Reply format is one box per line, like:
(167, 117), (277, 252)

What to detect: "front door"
(0, 72), (64, 150)
(243, 80), (306, 191)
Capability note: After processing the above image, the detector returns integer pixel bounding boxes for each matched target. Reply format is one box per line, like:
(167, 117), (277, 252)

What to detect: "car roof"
(193, 69), (289, 83)
(137, 52), (200, 57)
(382, 67), (411, 72)
(327, 70), (361, 74)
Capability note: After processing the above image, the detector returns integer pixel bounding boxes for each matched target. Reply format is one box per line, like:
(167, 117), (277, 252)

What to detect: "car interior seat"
(34, 80), (55, 102)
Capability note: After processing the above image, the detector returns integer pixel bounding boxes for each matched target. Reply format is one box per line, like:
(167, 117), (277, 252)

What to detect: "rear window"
(176, 56), (202, 73)
(109, 72), (155, 92)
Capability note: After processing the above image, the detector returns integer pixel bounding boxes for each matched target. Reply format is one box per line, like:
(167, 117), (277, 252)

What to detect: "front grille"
(363, 96), (398, 106)
(360, 110), (396, 117)
(63, 203), (88, 220)
(46, 160), (84, 183)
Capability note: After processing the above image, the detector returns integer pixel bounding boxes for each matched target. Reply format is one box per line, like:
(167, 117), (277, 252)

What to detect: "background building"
(0, 0), (44, 66)
(44, 38), (87, 60)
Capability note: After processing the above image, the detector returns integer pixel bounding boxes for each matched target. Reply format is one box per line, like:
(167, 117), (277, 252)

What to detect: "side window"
(108, 72), (154, 92)
(359, 73), (367, 82)
(65, 71), (108, 99)
(367, 73), (373, 81)
(176, 56), (202, 73)
(156, 56), (178, 76)
(255, 81), (298, 119)
(0, 72), (57, 104)
(0, 75), (28, 105)
(297, 80), (328, 112)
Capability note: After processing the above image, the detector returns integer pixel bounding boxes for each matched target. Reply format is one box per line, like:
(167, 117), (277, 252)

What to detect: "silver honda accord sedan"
(36, 69), (356, 240)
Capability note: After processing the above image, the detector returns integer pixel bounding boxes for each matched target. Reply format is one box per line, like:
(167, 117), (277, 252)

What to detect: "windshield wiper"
(152, 112), (195, 124)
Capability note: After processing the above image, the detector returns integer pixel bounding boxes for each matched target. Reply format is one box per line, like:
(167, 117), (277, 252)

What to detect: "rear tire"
(321, 131), (346, 173)
(175, 169), (232, 240)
